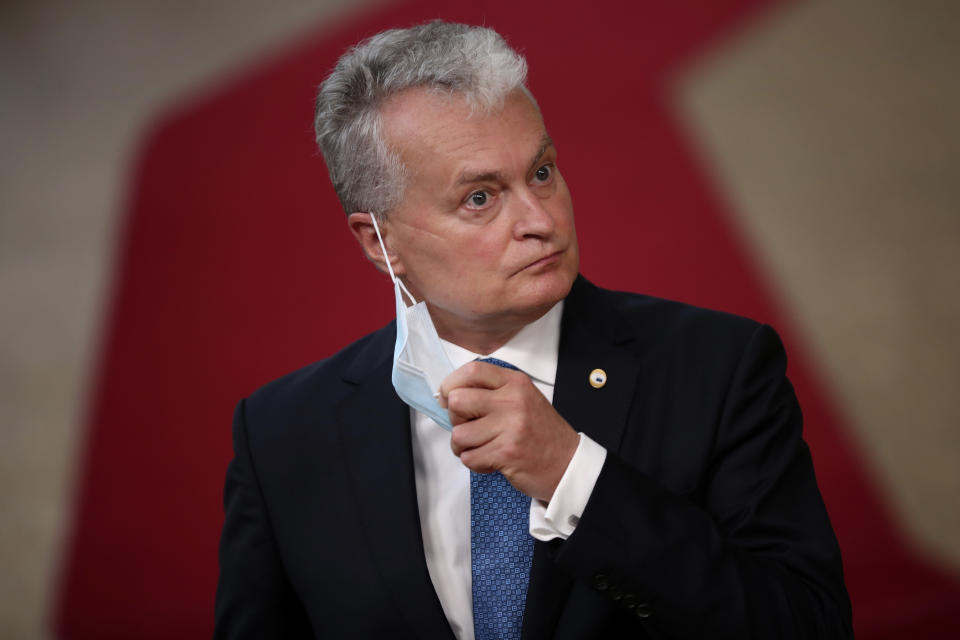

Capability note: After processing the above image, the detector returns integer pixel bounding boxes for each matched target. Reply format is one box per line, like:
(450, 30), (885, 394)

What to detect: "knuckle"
(447, 389), (460, 409)
(448, 388), (468, 411)
(465, 360), (483, 376)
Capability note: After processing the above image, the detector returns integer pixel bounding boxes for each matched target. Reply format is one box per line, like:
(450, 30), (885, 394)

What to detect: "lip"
(518, 249), (564, 274)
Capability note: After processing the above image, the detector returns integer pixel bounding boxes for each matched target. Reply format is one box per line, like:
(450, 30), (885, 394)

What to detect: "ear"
(347, 212), (405, 277)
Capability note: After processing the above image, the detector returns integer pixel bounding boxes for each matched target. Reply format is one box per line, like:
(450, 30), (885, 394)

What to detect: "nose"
(511, 187), (556, 240)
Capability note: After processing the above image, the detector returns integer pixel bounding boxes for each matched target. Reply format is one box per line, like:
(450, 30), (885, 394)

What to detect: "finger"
(445, 386), (498, 421)
(449, 417), (497, 457)
(439, 360), (514, 402)
(458, 442), (499, 475)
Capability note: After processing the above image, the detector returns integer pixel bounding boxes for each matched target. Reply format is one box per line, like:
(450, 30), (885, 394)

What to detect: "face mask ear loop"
(370, 212), (417, 307)
(395, 277), (418, 308)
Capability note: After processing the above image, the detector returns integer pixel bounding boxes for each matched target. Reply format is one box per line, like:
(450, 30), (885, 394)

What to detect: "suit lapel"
(523, 276), (640, 640)
(336, 335), (455, 640)
(552, 278), (639, 452)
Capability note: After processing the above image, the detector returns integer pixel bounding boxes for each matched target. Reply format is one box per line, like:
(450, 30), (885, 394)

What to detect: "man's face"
(378, 88), (579, 343)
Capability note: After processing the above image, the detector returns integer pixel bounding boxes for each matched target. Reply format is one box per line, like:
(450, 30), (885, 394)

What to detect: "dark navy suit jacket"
(214, 276), (852, 638)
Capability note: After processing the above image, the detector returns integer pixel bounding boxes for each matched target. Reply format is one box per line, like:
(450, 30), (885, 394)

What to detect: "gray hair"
(314, 21), (530, 216)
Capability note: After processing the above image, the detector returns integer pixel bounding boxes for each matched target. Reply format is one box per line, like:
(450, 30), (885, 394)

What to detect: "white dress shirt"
(410, 301), (608, 639)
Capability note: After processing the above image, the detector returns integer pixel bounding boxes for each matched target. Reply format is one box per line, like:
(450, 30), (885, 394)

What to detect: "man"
(215, 21), (852, 639)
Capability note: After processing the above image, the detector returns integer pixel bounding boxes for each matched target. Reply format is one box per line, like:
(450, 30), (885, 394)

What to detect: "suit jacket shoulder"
(241, 320), (396, 449)
(567, 276), (763, 364)
(247, 320), (395, 413)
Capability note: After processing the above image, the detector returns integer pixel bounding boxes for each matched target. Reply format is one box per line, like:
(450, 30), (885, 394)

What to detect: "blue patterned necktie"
(471, 357), (534, 640)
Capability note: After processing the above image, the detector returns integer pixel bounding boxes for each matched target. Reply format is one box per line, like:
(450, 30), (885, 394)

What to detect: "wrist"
(541, 428), (582, 502)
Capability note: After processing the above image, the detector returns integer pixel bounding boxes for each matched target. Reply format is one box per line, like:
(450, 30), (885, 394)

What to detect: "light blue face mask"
(371, 213), (456, 430)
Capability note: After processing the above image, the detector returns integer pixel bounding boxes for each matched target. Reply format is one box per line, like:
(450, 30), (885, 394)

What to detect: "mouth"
(517, 249), (564, 274)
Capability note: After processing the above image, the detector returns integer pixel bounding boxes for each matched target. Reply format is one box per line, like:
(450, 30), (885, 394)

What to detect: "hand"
(438, 360), (580, 502)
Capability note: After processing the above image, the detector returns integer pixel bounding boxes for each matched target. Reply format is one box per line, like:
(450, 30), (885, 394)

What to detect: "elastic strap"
(370, 212), (417, 306)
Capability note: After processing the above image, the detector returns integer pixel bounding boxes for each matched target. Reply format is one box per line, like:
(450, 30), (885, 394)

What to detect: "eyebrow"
(454, 134), (554, 186)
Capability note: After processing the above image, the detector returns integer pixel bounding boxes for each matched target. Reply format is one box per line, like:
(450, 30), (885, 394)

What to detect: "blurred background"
(1, 0), (957, 638)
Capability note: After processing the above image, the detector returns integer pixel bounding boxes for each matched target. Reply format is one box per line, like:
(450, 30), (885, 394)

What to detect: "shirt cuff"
(529, 433), (607, 541)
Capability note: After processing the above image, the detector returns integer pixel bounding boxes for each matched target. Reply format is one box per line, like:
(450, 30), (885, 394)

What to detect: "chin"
(517, 268), (577, 311)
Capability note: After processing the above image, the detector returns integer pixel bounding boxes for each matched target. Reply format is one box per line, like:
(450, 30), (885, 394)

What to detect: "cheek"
(439, 237), (511, 307)
(446, 245), (500, 296)
(409, 236), (491, 283)
(470, 237), (504, 266)
(553, 184), (575, 226)
(448, 227), (503, 264)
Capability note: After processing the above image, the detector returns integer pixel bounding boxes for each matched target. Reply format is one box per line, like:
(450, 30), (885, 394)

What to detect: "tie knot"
(477, 357), (520, 371)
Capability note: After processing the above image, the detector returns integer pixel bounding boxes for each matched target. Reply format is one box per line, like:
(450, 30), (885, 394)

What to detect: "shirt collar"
(439, 301), (564, 387)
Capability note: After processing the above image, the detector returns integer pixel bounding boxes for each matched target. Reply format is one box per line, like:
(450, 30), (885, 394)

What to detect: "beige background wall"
(1, 1), (957, 637)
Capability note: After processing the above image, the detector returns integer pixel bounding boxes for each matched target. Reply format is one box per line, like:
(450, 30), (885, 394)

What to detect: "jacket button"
(623, 594), (636, 609)
(634, 603), (652, 618)
(593, 574), (609, 591)
(609, 586), (623, 601)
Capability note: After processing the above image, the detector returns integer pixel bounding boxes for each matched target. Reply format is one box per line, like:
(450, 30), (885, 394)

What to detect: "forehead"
(379, 88), (548, 182)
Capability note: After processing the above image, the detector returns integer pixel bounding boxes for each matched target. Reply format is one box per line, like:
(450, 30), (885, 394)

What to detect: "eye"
(460, 185), (501, 216)
(467, 190), (490, 208)
(533, 164), (553, 183)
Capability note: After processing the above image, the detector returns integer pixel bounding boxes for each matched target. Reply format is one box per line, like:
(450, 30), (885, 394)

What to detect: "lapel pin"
(589, 368), (607, 389)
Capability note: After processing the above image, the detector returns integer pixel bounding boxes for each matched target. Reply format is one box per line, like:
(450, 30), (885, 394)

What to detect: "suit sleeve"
(214, 399), (313, 639)
(548, 324), (852, 639)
